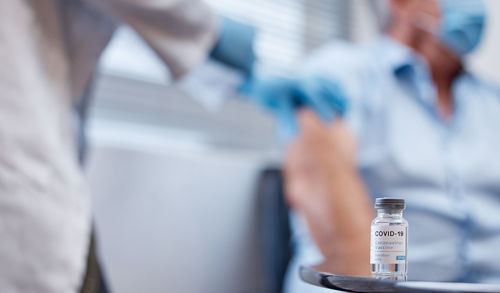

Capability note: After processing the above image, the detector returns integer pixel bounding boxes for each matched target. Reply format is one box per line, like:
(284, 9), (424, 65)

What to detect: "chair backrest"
(255, 168), (294, 293)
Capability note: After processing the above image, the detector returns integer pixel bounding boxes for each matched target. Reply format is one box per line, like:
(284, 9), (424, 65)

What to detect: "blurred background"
(85, 0), (500, 292)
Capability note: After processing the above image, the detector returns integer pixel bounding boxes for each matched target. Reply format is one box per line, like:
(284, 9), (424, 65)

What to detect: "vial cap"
(375, 197), (405, 210)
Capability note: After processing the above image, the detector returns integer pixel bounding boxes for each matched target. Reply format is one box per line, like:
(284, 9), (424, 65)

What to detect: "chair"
(255, 168), (294, 293)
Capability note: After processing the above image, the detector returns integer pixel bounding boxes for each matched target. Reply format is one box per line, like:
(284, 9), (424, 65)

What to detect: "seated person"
(280, 0), (500, 292)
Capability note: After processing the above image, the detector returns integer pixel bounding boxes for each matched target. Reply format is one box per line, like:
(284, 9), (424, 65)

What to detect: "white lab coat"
(0, 0), (217, 292)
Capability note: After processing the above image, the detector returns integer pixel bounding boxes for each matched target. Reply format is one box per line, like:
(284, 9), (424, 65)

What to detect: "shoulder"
(462, 72), (500, 100)
(301, 41), (384, 137)
(301, 40), (384, 103)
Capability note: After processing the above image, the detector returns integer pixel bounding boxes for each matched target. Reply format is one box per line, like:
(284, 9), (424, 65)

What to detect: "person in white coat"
(0, 0), (248, 292)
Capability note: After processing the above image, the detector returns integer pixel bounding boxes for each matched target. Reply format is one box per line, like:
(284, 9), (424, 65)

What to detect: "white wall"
(86, 63), (281, 292)
(87, 123), (277, 293)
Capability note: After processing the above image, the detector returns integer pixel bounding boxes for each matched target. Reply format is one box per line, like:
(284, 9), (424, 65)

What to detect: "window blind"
(205, 0), (350, 71)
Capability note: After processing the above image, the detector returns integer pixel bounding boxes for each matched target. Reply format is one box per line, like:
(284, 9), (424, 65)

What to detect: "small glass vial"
(370, 198), (408, 281)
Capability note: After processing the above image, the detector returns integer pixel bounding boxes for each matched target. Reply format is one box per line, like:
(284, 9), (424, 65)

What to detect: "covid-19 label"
(370, 226), (407, 265)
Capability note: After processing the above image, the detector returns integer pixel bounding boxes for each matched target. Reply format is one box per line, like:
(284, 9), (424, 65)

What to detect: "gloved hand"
(241, 75), (348, 140)
(210, 17), (256, 75)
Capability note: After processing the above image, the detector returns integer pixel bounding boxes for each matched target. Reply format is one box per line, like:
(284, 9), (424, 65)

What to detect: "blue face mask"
(438, 0), (487, 56)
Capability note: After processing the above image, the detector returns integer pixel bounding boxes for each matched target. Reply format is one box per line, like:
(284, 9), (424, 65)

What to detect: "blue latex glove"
(210, 17), (256, 75)
(241, 75), (348, 140)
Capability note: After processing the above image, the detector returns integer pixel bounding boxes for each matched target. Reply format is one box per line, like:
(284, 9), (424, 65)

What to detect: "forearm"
(284, 111), (373, 275)
(303, 163), (373, 274)
(86, 0), (218, 78)
(286, 149), (373, 276)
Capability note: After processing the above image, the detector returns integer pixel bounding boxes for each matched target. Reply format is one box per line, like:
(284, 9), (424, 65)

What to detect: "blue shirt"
(285, 36), (500, 292)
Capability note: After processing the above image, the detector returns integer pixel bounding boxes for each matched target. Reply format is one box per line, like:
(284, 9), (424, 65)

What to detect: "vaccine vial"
(370, 198), (408, 281)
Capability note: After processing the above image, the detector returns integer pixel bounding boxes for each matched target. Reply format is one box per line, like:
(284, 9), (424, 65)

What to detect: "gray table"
(300, 266), (500, 293)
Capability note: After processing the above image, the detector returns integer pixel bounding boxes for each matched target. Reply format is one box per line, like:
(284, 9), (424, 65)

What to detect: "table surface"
(299, 266), (500, 293)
